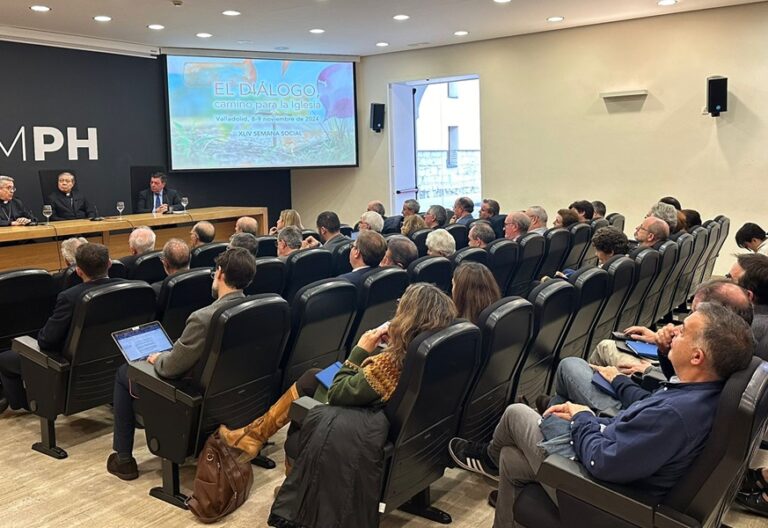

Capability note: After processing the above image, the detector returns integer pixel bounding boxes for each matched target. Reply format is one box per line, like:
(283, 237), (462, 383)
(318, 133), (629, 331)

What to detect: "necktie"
(154, 193), (161, 209)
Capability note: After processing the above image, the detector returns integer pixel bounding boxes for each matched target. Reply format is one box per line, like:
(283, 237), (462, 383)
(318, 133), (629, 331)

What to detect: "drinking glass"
(181, 197), (189, 213)
(116, 201), (125, 218)
(42, 205), (52, 225)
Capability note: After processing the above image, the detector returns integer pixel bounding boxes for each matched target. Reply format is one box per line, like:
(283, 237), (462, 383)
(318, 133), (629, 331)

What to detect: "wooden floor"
(0, 407), (765, 527)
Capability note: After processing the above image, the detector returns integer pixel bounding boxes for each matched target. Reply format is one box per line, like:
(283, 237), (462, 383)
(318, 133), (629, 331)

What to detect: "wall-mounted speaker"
(707, 76), (727, 117)
(370, 103), (385, 133)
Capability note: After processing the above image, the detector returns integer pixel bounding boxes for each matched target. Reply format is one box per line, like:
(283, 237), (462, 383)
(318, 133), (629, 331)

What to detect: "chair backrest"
(63, 281), (157, 414)
(562, 223), (592, 270)
(411, 228), (432, 257)
(346, 267), (409, 351)
(0, 269), (56, 349)
(586, 255), (636, 355)
(486, 239), (519, 293)
(607, 213), (625, 232)
(673, 226), (708, 310)
(656, 233), (693, 322)
(445, 224), (469, 250)
(280, 279), (358, 391)
(582, 219), (611, 267)
(156, 268), (214, 341)
(282, 248), (334, 302)
(689, 221), (721, 297)
(490, 214), (507, 239)
(245, 257), (286, 295)
(339, 224), (353, 237)
(451, 246), (489, 270)
(536, 228), (571, 279)
(302, 230), (321, 241)
(131, 251), (166, 283)
(38, 169), (73, 203)
(62, 266), (83, 290)
(190, 242), (228, 269)
(407, 255), (452, 294)
(193, 294), (291, 449)
(615, 248), (660, 331)
(515, 280), (575, 402)
(255, 236), (278, 257)
(591, 218), (610, 230)
(506, 233), (545, 297)
(381, 321), (481, 513)
(331, 241), (353, 276)
(457, 298), (534, 442)
(702, 215), (729, 283)
(108, 259), (128, 278)
(382, 215), (403, 235)
(635, 240), (678, 328)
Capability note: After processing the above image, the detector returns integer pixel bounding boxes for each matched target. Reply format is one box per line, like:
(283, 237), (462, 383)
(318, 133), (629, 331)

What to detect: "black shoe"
(107, 453), (139, 481)
(0, 397), (8, 414)
(448, 437), (499, 481)
(741, 468), (768, 494)
(488, 490), (498, 508)
(735, 491), (768, 518)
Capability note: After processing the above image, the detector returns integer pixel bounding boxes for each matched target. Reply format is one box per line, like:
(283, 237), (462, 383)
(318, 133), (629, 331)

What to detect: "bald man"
(504, 212), (530, 242)
(235, 216), (259, 236)
(190, 221), (215, 249)
(634, 216), (669, 250)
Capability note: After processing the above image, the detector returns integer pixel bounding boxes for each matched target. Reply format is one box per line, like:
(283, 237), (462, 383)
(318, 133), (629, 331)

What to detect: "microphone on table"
(91, 205), (104, 222)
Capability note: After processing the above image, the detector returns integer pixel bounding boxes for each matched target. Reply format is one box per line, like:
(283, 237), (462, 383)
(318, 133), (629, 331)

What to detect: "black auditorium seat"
(190, 242), (228, 269)
(279, 279), (357, 391)
(382, 215), (403, 235)
(0, 269), (56, 350)
(411, 228), (432, 257)
(457, 297), (534, 442)
(582, 219), (610, 268)
(339, 224), (353, 238)
(282, 248), (333, 302)
(702, 215), (729, 283)
(506, 233), (545, 297)
(654, 233), (693, 323)
(614, 248), (660, 331)
(514, 356), (768, 528)
(561, 223), (592, 271)
(129, 294), (291, 507)
(109, 259), (128, 279)
(255, 236), (278, 257)
(515, 280), (575, 403)
(451, 246), (489, 269)
(61, 266), (83, 290)
(490, 214), (507, 239)
(155, 268), (213, 341)
(487, 239), (519, 293)
(672, 226), (708, 311)
(585, 255), (635, 355)
(345, 267), (409, 352)
(536, 228), (571, 279)
(635, 240), (678, 328)
(302, 229), (321, 241)
(131, 250), (166, 283)
(407, 256), (452, 294)
(688, 220), (720, 298)
(606, 212), (625, 232)
(245, 257), (286, 295)
(331, 241), (353, 276)
(12, 282), (156, 459)
(445, 223), (469, 250)
(591, 218), (610, 231)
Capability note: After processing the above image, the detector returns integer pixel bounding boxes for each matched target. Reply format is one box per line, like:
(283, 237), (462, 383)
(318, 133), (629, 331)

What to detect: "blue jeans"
(551, 357), (622, 414)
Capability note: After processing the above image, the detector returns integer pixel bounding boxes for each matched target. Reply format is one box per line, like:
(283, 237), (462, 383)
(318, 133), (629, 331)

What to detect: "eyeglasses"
(1, 186), (16, 192)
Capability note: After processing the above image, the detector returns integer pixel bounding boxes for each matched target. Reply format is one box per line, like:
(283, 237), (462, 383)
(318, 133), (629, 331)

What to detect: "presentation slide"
(166, 55), (357, 170)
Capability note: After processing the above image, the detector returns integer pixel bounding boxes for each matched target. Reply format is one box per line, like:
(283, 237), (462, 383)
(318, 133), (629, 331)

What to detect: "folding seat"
(345, 267), (409, 352)
(63, 260), (127, 290)
(585, 255), (635, 355)
(302, 229), (321, 241)
(487, 239), (519, 293)
(339, 224), (353, 237)
(702, 215), (730, 283)
(131, 250), (166, 283)
(606, 212), (625, 232)
(331, 240), (353, 276)
(672, 227), (707, 312)
(591, 218), (610, 231)
(655, 233), (693, 323)
(635, 240), (678, 328)
(444, 223), (469, 250)
(582, 219), (610, 267)
(279, 279), (357, 391)
(407, 256), (452, 294)
(128, 294), (291, 507)
(451, 246), (489, 269)
(0, 269), (56, 350)
(561, 223), (592, 271)
(536, 228), (571, 279)
(506, 233), (545, 297)
(255, 235), (278, 257)
(13, 282), (156, 458)
(688, 221), (720, 298)
(457, 297), (534, 442)
(514, 281), (575, 403)
(108, 259), (128, 278)
(245, 257), (286, 295)
(282, 248), (333, 302)
(411, 228), (432, 257)
(614, 248), (660, 331)
(490, 214), (507, 239)
(155, 268), (213, 341)
(189, 242), (228, 268)
(514, 357), (768, 528)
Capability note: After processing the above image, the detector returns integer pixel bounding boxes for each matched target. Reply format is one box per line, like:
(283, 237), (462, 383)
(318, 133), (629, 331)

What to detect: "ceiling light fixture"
(222, 10), (241, 16)
(493, 0), (512, 3)
(93, 15), (112, 22)
(29, 5), (51, 12)
(454, 30), (469, 36)
(393, 14), (410, 21)
(147, 24), (165, 30)
(196, 32), (213, 38)
(657, 0), (677, 5)
(309, 28), (325, 34)
(376, 42), (389, 47)
(547, 16), (565, 22)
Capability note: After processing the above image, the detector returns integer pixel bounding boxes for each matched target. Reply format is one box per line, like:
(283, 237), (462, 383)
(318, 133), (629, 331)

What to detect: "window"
(447, 82), (459, 99)
(447, 126), (458, 168)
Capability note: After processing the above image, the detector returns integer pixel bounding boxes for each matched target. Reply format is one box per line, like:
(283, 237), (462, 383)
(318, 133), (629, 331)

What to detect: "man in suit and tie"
(0, 175), (36, 227)
(136, 172), (182, 214)
(0, 243), (122, 412)
(451, 197), (475, 226)
(48, 172), (97, 221)
(337, 230), (387, 290)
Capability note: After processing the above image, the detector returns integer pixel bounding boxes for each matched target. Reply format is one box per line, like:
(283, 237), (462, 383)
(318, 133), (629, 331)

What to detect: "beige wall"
(292, 2), (768, 273)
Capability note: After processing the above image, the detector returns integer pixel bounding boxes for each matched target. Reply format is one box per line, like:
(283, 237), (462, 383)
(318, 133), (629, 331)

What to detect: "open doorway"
(389, 75), (481, 217)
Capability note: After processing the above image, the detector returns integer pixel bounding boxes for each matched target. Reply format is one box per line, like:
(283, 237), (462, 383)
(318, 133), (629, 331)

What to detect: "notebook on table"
(112, 321), (173, 362)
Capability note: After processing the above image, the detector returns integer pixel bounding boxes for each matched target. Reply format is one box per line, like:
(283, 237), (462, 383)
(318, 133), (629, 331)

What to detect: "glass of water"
(42, 205), (52, 225)
(181, 197), (189, 213)
(116, 201), (125, 218)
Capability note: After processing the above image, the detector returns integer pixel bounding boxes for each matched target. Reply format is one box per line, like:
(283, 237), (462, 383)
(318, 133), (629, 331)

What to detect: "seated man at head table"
(135, 172), (182, 214)
(47, 172), (97, 221)
(0, 175), (36, 227)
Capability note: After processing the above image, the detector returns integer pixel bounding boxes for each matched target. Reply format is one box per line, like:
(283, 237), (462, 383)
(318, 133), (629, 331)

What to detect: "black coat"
(136, 187), (182, 213)
(47, 189), (96, 221)
(0, 197), (36, 226)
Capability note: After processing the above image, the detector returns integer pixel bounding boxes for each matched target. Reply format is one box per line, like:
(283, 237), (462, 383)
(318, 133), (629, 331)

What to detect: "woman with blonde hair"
(453, 262), (501, 324)
(269, 209), (304, 235)
(401, 213), (427, 237)
(219, 282), (457, 462)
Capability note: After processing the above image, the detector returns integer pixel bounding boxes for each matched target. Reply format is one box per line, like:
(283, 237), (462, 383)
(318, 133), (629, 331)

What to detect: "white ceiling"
(0, 0), (763, 57)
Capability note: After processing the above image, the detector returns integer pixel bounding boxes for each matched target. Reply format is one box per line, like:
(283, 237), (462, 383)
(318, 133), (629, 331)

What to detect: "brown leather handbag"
(187, 430), (254, 523)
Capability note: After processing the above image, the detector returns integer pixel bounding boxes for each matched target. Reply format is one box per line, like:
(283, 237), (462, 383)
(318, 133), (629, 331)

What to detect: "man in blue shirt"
(448, 302), (754, 528)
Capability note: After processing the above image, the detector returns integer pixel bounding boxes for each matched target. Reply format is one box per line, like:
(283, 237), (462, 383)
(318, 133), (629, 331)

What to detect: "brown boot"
(218, 384), (300, 461)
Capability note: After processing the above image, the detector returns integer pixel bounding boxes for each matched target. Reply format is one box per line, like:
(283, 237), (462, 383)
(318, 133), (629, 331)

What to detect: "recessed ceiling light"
(309, 28), (325, 34)
(454, 30), (469, 36)
(376, 42), (389, 47)
(657, 0), (677, 5)
(30, 5), (51, 12)
(237, 39), (254, 44)
(493, 0), (512, 3)
(196, 32), (213, 38)
(393, 14), (410, 21)
(275, 46), (290, 51)
(547, 16), (565, 23)
(93, 15), (112, 22)
(222, 10), (241, 16)
(147, 24), (165, 30)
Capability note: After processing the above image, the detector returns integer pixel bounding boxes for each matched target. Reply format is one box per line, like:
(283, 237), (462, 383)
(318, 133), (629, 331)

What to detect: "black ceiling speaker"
(370, 103), (385, 133)
(707, 76), (727, 117)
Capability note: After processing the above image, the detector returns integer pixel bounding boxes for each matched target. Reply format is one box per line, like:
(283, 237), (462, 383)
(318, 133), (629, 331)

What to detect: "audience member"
(591, 200), (607, 220)
(0, 175), (35, 226)
(734, 253), (768, 360)
(60, 237), (89, 267)
(136, 172), (181, 214)
(107, 248), (257, 480)
(660, 196), (682, 211)
(190, 221), (215, 249)
(120, 226), (156, 275)
(592, 226), (629, 266)
(235, 216), (259, 236)
(152, 238), (191, 297)
(229, 232), (259, 257)
(0, 243), (120, 413)
(359, 211), (384, 233)
(553, 208), (579, 229)
(728, 253), (754, 283)
(276, 226), (303, 260)
(338, 230), (387, 288)
(479, 199), (500, 220)
(649, 202), (678, 233)
(452, 197), (475, 226)
(401, 199), (420, 217)
(672, 210), (688, 237)
(735, 222), (768, 255)
(525, 206), (548, 235)
(426, 228), (456, 257)
(424, 205), (448, 229)
(468, 221), (496, 249)
(269, 209), (304, 235)
(381, 236), (418, 269)
(303, 211), (351, 251)
(504, 212), (530, 242)
(634, 216), (669, 250)
(452, 262), (501, 324)
(682, 209), (702, 229)
(569, 200), (594, 222)
(401, 213), (427, 237)
(48, 172), (97, 221)
(367, 200), (386, 218)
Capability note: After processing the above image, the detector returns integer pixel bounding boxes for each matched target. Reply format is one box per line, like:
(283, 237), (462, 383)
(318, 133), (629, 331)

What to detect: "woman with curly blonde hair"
(401, 213), (427, 237)
(269, 209), (304, 234)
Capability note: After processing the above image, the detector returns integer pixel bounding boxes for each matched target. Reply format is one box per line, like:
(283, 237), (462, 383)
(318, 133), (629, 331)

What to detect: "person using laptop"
(0, 243), (120, 414)
(107, 247), (257, 481)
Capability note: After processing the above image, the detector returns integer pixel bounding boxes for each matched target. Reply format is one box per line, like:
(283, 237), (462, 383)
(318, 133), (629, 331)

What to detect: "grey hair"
(278, 225), (303, 249)
(527, 206), (548, 225)
(360, 211), (384, 233)
(403, 199), (420, 214)
(650, 202), (678, 231)
(129, 226), (156, 254)
(694, 302), (754, 379)
(426, 228), (456, 257)
(60, 237), (88, 266)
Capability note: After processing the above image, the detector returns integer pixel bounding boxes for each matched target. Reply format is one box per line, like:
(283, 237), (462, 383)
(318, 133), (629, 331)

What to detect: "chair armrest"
(12, 335), (69, 372)
(289, 396), (324, 424)
(654, 505), (701, 528)
(127, 361), (202, 406)
(537, 455), (657, 526)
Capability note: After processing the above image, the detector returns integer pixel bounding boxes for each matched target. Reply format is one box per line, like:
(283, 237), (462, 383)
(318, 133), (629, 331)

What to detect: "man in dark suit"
(451, 197), (475, 226)
(0, 175), (36, 227)
(119, 226), (156, 276)
(0, 243), (121, 412)
(48, 172), (97, 221)
(303, 211), (351, 252)
(337, 230), (387, 290)
(151, 238), (191, 299)
(136, 172), (182, 214)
